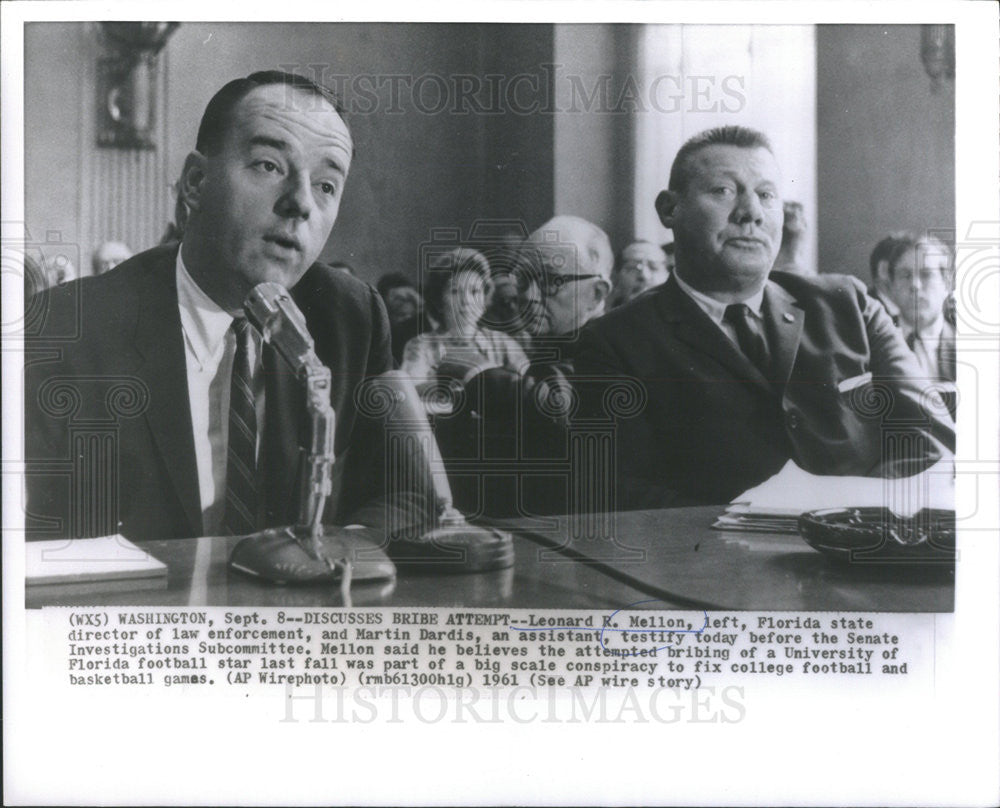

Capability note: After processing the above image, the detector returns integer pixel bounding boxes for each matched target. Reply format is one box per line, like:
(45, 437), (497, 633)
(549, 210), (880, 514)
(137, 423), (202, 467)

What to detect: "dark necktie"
(223, 318), (258, 535)
(724, 303), (771, 376)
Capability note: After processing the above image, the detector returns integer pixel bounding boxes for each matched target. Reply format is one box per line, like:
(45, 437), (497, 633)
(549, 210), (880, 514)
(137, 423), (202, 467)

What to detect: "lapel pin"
(783, 312), (795, 323)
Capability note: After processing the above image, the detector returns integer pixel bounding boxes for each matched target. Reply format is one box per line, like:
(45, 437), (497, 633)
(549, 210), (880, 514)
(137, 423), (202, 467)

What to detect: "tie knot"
(231, 317), (255, 352)
(724, 303), (752, 324)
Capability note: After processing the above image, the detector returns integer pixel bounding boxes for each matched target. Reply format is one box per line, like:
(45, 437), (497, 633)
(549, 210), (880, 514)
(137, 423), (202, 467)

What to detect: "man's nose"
(733, 190), (764, 224)
(276, 171), (313, 220)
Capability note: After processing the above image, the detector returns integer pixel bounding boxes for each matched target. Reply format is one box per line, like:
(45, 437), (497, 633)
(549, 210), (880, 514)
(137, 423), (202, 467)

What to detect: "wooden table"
(26, 507), (954, 611)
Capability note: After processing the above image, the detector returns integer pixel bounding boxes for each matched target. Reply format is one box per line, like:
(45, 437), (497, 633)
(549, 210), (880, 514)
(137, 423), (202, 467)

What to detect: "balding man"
(92, 240), (132, 275)
(519, 215), (613, 341)
(575, 125), (954, 508)
(441, 216), (613, 516)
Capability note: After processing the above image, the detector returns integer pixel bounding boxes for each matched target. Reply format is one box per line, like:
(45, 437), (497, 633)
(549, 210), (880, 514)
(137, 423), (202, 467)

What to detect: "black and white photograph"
(4, 1), (998, 805)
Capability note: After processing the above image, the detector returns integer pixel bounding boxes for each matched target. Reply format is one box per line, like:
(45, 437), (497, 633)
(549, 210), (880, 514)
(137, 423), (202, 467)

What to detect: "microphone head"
(243, 282), (314, 369)
(243, 282), (296, 332)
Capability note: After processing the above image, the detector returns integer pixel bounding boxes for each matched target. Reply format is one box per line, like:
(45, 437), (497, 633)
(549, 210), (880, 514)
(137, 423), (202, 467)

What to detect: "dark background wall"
(163, 22), (555, 278)
(816, 25), (955, 280)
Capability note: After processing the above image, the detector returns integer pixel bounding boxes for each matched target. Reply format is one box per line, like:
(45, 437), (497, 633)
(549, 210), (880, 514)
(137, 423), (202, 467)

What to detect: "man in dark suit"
(573, 126), (955, 508)
(25, 71), (401, 541)
(883, 232), (957, 384)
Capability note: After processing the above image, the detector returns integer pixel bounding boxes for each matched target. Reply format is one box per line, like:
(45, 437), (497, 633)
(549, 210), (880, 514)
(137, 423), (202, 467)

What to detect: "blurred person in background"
(44, 254), (77, 287)
(609, 239), (670, 308)
(482, 259), (541, 351)
(377, 271), (433, 365)
(92, 240), (133, 275)
(400, 247), (529, 397)
(772, 200), (812, 276)
(868, 232), (905, 327)
(884, 232), (956, 384)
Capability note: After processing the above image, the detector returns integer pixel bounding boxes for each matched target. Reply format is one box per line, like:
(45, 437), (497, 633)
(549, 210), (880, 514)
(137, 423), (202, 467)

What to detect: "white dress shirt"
(673, 271), (766, 346)
(176, 251), (264, 535)
(908, 314), (945, 380)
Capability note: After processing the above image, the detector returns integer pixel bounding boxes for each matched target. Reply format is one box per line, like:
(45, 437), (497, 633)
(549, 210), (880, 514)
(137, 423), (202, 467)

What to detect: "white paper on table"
(727, 457), (955, 518)
(26, 535), (167, 585)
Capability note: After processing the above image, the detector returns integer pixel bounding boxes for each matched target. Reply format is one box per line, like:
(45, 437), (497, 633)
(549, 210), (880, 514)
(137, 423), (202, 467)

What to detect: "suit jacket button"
(787, 411), (801, 430)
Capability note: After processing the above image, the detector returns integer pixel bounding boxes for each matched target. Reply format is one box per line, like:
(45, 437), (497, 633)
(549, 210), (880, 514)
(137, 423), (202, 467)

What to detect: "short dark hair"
(423, 248), (491, 325)
(668, 126), (773, 192)
(376, 272), (415, 298)
(885, 232), (953, 280)
(869, 233), (905, 280)
(195, 70), (349, 155)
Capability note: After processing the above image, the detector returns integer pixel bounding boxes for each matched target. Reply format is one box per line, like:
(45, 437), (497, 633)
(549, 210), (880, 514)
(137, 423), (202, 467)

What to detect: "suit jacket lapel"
(656, 276), (773, 394)
(762, 281), (804, 388)
(132, 247), (203, 536)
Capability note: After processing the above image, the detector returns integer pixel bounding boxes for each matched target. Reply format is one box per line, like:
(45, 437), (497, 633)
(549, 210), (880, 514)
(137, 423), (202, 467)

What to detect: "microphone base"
(229, 526), (396, 585)
(389, 517), (515, 573)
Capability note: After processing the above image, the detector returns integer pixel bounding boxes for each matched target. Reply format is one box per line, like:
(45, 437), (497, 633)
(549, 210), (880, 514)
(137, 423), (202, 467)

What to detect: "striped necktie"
(223, 317), (258, 535)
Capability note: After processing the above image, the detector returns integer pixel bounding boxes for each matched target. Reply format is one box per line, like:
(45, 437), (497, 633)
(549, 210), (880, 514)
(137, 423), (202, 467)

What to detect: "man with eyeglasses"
(519, 215), (613, 340)
(573, 125), (954, 509)
(445, 216), (613, 517)
(609, 240), (671, 309)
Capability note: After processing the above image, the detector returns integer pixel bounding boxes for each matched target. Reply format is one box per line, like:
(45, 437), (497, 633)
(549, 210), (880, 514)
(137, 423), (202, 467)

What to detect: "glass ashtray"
(797, 507), (955, 563)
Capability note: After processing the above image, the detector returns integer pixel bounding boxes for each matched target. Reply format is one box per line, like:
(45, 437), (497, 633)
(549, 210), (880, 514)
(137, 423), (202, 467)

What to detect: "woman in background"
(401, 248), (529, 399)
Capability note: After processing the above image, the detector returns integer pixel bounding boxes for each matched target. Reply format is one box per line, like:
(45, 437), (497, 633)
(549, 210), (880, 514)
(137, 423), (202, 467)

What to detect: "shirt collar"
(176, 247), (234, 367)
(673, 270), (766, 325)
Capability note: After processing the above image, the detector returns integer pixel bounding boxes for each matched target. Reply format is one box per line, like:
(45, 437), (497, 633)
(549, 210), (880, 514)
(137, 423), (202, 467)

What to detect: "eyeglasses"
(539, 273), (603, 296)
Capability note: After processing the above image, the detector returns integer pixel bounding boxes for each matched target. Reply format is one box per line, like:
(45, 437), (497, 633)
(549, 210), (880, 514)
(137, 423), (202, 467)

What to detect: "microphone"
(230, 282), (512, 586)
(244, 282), (321, 379)
(244, 282), (334, 547)
(229, 282), (394, 590)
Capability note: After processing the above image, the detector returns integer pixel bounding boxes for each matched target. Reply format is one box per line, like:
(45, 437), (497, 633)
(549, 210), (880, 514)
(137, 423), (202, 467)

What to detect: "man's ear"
(591, 277), (612, 309)
(655, 189), (679, 228)
(178, 151), (208, 213)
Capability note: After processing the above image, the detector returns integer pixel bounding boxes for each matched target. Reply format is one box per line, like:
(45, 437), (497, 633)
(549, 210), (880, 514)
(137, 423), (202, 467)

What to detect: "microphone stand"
(228, 282), (514, 585)
(228, 283), (395, 586)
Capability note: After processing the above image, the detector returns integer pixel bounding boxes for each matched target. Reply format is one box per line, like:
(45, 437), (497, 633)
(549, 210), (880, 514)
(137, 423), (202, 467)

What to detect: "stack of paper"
(26, 534), (168, 593)
(713, 459), (955, 534)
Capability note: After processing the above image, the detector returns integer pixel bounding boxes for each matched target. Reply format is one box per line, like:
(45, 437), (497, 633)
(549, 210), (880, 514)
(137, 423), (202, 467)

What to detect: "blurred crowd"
(365, 211), (956, 391)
